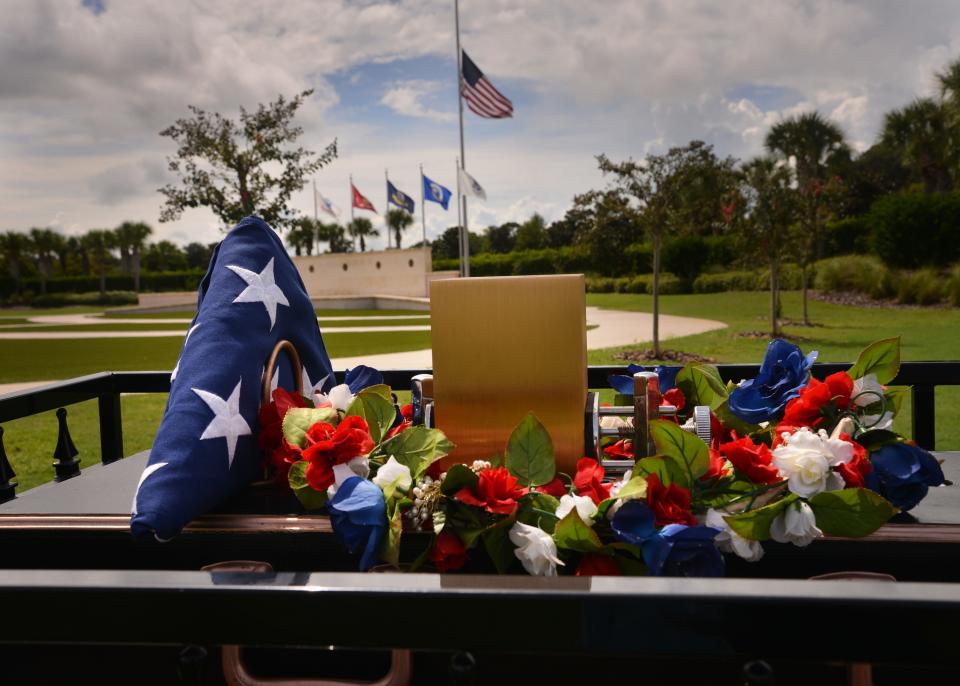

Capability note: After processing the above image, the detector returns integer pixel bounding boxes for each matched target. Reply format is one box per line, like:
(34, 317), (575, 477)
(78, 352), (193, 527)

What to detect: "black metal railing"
(1, 362), (958, 503)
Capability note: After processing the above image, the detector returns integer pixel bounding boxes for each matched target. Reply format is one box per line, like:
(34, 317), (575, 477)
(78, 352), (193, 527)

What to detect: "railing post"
(912, 384), (936, 450)
(0, 426), (16, 503)
(53, 408), (81, 482)
(98, 392), (124, 464)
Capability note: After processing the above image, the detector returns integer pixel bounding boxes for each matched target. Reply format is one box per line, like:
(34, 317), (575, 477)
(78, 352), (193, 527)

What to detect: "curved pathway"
(0, 306), (725, 393)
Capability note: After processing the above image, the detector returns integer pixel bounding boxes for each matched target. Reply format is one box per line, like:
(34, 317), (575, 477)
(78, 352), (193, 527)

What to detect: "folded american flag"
(131, 216), (334, 540)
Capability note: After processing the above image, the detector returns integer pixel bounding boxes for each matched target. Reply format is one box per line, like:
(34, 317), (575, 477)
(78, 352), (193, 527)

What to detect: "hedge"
(29, 291), (139, 308)
(869, 192), (960, 268)
(585, 273), (687, 294)
(692, 265), (804, 293)
(0, 270), (205, 298)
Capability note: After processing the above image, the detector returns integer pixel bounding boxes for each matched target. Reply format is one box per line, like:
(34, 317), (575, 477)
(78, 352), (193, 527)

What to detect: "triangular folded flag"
(131, 216), (334, 540)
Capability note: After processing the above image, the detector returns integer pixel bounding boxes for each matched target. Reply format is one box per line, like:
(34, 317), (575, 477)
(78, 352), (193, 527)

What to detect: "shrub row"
(585, 273), (686, 295)
(692, 264), (804, 293)
(814, 254), (960, 306)
(28, 291), (139, 308)
(869, 192), (960, 268)
(433, 245), (593, 276)
(0, 270), (205, 298)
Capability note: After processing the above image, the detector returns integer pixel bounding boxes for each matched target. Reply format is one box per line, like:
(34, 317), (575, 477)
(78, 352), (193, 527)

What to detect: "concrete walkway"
(0, 306), (725, 394)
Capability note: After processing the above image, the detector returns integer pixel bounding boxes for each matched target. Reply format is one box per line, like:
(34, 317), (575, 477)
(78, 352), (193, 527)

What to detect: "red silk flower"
(835, 433), (873, 488)
(430, 531), (467, 572)
(574, 458), (612, 505)
(646, 473), (696, 527)
(302, 416), (375, 491)
(575, 554), (621, 576)
(455, 466), (527, 515)
(782, 372), (854, 428)
(258, 387), (310, 453)
(536, 476), (567, 498)
(720, 436), (781, 484)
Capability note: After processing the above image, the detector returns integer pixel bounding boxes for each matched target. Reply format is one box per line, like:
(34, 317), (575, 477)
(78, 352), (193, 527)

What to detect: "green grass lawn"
(101, 307), (428, 318)
(586, 291), (960, 450)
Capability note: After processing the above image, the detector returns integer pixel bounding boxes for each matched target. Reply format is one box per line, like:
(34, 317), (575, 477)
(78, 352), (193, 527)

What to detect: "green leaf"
(505, 412), (556, 487)
(848, 337), (901, 385)
(714, 399), (761, 439)
(381, 426), (455, 480)
(650, 419), (710, 485)
(724, 494), (797, 541)
(553, 509), (603, 554)
(281, 406), (338, 448)
(808, 488), (898, 538)
(632, 456), (684, 487)
(676, 363), (728, 410)
(482, 519), (517, 574)
(440, 463), (479, 496)
(517, 492), (560, 534)
(345, 388), (396, 444)
(286, 460), (328, 511)
(360, 383), (393, 400)
(856, 430), (900, 451)
(614, 475), (648, 501)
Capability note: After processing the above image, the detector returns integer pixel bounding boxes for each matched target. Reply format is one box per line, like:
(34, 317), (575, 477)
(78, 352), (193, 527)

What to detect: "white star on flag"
(171, 323), (201, 382)
(192, 379), (252, 468)
(302, 368), (331, 398)
(131, 462), (168, 516)
(227, 257), (289, 330)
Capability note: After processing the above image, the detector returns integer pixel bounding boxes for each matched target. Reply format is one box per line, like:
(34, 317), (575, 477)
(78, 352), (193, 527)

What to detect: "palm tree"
(29, 228), (59, 295)
(738, 157), (797, 337)
(286, 218), (316, 256)
(881, 99), (952, 193)
(347, 217), (378, 253)
(0, 231), (30, 293)
(68, 236), (90, 275)
(83, 230), (115, 296)
(114, 222), (152, 290)
(385, 209), (413, 249)
(317, 222), (351, 253)
(766, 111), (848, 325)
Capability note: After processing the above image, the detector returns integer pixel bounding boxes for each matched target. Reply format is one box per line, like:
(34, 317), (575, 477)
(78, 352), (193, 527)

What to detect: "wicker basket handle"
(262, 339), (305, 405)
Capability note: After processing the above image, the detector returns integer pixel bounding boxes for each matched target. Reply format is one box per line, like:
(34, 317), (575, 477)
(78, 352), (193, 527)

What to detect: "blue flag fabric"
(131, 216), (334, 540)
(422, 174), (452, 210)
(387, 180), (415, 213)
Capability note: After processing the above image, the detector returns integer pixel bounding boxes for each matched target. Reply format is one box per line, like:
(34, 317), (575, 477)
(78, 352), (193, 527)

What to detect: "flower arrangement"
(259, 337), (944, 576)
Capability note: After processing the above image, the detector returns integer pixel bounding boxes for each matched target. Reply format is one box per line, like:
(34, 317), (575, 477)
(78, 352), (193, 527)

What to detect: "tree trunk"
(770, 256), (780, 338)
(81, 252), (90, 276)
(652, 232), (661, 357)
(360, 235), (366, 253)
(119, 246), (130, 274)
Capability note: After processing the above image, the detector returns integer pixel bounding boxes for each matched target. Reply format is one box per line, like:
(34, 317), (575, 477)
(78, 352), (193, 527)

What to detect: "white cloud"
(381, 80), (455, 122)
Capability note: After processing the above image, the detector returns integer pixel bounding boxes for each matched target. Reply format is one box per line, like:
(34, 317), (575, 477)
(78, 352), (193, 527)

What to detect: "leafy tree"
(316, 221), (352, 253)
(159, 90), (337, 231)
(82, 230), (115, 295)
(185, 242), (214, 270)
(485, 222), (517, 253)
(114, 221), (152, 290)
(766, 112), (849, 325)
(514, 213), (547, 251)
(835, 143), (909, 216)
(566, 189), (643, 274)
(347, 217), (378, 253)
(0, 231), (31, 292)
(432, 226), (462, 260)
(737, 157), (798, 337)
(143, 240), (188, 272)
(286, 217), (317, 256)
(29, 228), (59, 295)
(881, 98), (953, 193)
(385, 209), (413, 249)
(598, 141), (731, 354)
(544, 217), (577, 248)
(67, 236), (88, 275)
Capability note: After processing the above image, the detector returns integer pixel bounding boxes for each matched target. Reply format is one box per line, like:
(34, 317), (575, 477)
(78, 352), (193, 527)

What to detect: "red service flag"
(352, 184), (377, 212)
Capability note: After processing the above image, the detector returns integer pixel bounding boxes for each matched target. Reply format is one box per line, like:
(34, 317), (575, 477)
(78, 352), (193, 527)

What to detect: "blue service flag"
(131, 216), (334, 540)
(387, 180), (415, 213)
(422, 174), (452, 210)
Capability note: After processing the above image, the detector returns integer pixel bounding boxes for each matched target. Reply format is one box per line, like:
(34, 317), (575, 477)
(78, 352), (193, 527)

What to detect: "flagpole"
(455, 156), (463, 274)
(349, 174), (357, 252)
(384, 168), (390, 250)
(454, 0), (470, 277)
(419, 163), (426, 247)
(312, 179), (318, 222)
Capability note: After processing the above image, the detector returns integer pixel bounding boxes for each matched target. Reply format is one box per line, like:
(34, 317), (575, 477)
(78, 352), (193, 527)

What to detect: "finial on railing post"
(53, 407), (81, 482)
(0, 426), (17, 503)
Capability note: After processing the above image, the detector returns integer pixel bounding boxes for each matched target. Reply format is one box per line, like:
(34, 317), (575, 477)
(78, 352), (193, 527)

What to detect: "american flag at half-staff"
(460, 50), (513, 119)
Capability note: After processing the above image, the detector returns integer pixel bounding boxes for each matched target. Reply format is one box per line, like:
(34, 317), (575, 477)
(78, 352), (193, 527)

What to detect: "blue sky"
(3, 0), (960, 250)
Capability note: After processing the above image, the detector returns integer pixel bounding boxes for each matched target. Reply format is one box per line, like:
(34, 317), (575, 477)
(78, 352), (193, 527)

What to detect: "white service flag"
(458, 167), (487, 201)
